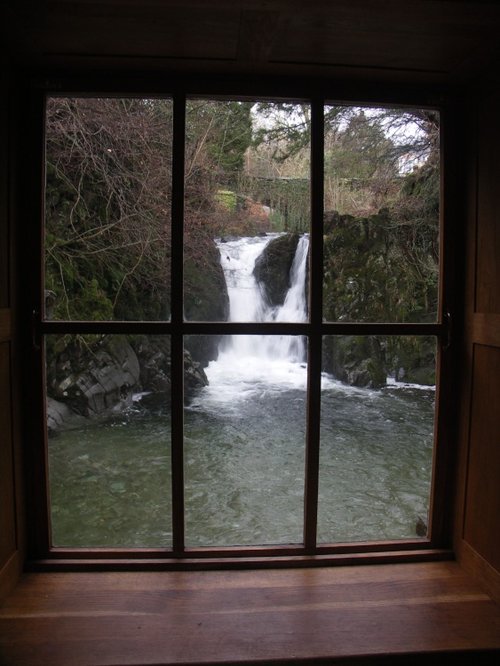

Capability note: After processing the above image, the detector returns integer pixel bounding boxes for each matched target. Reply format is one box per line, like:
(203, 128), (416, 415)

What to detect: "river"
(48, 235), (435, 548)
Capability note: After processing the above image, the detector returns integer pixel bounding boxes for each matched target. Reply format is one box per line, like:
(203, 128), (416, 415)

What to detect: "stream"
(48, 235), (435, 548)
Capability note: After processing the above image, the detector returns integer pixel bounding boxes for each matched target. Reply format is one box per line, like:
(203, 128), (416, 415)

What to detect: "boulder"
(253, 233), (300, 307)
(183, 349), (209, 399)
(184, 237), (229, 366)
(48, 335), (141, 418)
(322, 335), (387, 389)
(131, 336), (208, 401)
(46, 334), (210, 431)
(132, 336), (171, 394)
(323, 210), (355, 235)
(46, 396), (85, 435)
(391, 337), (436, 386)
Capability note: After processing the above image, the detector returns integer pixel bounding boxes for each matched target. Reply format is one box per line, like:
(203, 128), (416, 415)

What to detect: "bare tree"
(45, 97), (173, 320)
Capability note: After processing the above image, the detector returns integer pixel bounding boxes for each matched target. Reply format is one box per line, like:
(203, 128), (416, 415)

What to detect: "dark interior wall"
(0, 3), (499, 603)
(454, 79), (500, 602)
(0, 60), (24, 601)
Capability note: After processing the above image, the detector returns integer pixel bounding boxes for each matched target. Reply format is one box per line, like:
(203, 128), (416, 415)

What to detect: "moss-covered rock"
(253, 233), (300, 307)
(390, 336), (436, 386)
(183, 236), (229, 366)
(131, 336), (208, 399)
(323, 335), (387, 389)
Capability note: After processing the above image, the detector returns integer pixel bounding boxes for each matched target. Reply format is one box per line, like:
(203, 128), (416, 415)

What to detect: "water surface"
(48, 235), (434, 548)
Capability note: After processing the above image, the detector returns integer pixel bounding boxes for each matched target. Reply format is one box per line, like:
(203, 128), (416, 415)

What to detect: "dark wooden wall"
(0, 1), (499, 607)
(0, 62), (24, 601)
(454, 78), (500, 602)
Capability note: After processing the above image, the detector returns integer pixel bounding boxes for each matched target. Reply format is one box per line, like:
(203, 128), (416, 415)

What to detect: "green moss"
(215, 190), (238, 211)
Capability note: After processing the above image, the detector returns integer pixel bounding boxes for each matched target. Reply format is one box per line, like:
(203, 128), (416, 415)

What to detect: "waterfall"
(264, 234), (309, 362)
(201, 234), (309, 399)
(219, 234), (308, 359)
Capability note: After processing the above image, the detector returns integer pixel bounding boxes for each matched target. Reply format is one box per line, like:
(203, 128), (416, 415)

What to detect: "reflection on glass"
(184, 99), (310, 322)
(323, 105), (440, 323)
(44, 97), (172, 321)
(46, 334), (171, 547)
(318, 335), (436, 543)
(184, 334), (307, 547)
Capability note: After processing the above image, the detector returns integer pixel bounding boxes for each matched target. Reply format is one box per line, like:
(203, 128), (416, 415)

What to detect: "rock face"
(46, 397), (85, 435)
(391, 338), (436, 386)
(184, 237), (229, 366)
(322, 334), (435, 390)
(131, 336), (208, 401)
(183, 349), (209, 398)
(132, 336), (171, 394)
(44, 238), (224, 432)
(323, 335), (387, 389)
(46, 334), (208, 432)
(253, 233), (300, 307)
(321, 209), (437, 389)
(47, 336), (141, 417)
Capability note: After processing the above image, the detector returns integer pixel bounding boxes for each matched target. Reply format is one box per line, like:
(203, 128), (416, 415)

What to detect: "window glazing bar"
(39, 321), (447, 337)
(303, 98), (325, 551)
(170, 93), (186, 555)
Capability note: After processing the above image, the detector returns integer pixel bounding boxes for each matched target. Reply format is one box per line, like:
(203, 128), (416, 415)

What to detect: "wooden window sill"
(1, 561), (499, 665)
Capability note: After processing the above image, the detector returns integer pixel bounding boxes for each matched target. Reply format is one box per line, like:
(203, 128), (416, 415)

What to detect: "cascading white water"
(263, 234), (309, 362)
(202, 234), (310, 399)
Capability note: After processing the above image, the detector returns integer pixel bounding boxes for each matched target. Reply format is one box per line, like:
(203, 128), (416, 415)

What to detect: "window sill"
(1, 561), (500, 665)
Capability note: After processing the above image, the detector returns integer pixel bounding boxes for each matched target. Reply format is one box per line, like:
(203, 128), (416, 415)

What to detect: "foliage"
(186, 100), (253, 181)
(183, 100), (261, 250)
(215, 190), (238, 211)
(318, 106), (440, 385)
(45, 97), (173, 321)
(45, 98), (253, 323)
(45, 96), (440, 387)
(237, 175), (309, 232)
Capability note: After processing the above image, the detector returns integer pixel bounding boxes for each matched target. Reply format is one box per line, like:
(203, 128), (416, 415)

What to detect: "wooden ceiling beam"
(4, 0), (500, 86)
(237, 10), (287, 64)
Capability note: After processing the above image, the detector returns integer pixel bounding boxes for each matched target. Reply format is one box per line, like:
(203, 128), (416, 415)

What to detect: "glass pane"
(184, 334), (307, 547)
(318, 335), (436, 543)
(46, 334), (171, 547)
(184, 99), (310, 328)
(44, 97), (172, 321)
(323, 105), (440, 322)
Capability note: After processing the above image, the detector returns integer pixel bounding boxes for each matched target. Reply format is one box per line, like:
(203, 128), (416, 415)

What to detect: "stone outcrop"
(46, 396), (85, 435)
(44, 237), (224, 432)
(132, 336), (171, 394)
(131, 336), (208, 402)
(253, 232), (300, 307)
(47, 335), (141, 418)
(183, 349), (209, 397)
(184, 237), (229, 367)
(46, 334), (208, 432)
(322, 335), (387, 389)
(321, 208), (437, 389)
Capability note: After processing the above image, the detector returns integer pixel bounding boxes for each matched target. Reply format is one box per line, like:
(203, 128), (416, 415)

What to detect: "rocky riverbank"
(46, 335), (209, 434)
(46, 224), (436, 434)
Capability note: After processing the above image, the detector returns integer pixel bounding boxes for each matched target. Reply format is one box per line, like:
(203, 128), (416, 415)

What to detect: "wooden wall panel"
(0, 58), (22, 602)
(0, 61), (7, 308)
(455, 81), (500, 601)
(476, 91), (500, 314)
(463, 345), (500, 572)
(0, 342), (16, 566)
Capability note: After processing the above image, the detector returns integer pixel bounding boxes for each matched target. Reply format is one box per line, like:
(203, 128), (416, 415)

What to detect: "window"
(38, 85), (447, 562)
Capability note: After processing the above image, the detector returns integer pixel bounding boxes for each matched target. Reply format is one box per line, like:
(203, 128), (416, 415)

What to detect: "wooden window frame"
(22, 73), (456, 570)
